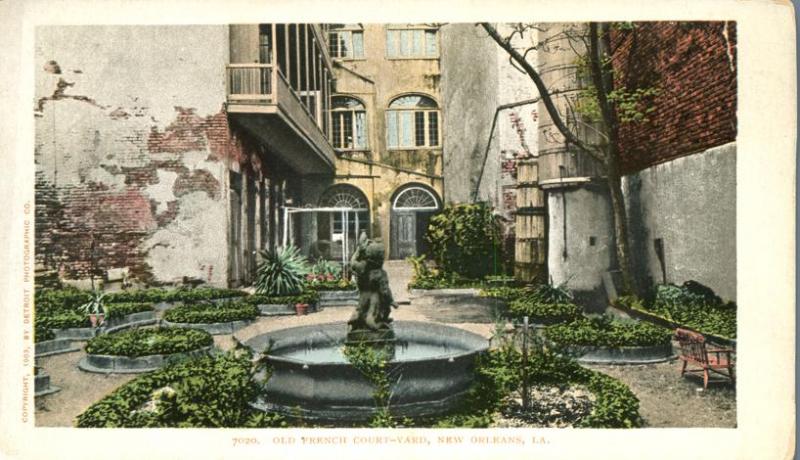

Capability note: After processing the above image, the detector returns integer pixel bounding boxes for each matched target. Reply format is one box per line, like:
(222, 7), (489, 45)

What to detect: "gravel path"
(586, 361), (736, 427)
(34, 272), (736, 428)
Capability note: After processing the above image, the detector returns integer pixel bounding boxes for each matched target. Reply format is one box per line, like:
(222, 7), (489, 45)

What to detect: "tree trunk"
(605, 149), (636, 295)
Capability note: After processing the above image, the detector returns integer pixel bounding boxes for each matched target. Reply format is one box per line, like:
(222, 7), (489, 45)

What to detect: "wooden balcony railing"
(227, 64), (275, 103)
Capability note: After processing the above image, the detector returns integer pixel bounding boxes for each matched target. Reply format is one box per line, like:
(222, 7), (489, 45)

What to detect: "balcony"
(226, 63), (336, 175)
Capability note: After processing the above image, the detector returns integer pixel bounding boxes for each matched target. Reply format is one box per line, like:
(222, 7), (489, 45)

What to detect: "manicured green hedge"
(545, 316), (673, 348)
(507, 300), (582, 324)
(104, 302), (154, 320)
(35, 287), (91, 314)
(242, 290), (319, 305)
(36, 311), (90, 331)
(105, 287), (248, 303)
(617, 282), (737, 339)
(163, 302), (259, 324)
(84, 328), (213, 357)
(75, 353), (285, 428)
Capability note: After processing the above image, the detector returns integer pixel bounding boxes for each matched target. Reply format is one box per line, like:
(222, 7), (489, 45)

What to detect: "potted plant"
(79, 291), (107, 327)
(294, 302), (309, 316)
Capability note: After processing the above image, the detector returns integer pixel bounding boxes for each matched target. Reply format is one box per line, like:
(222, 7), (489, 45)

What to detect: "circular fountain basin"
(243, 321), (489, 422)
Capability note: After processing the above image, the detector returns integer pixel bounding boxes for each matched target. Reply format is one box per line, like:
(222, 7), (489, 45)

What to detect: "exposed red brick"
(610, 22), (737, 173)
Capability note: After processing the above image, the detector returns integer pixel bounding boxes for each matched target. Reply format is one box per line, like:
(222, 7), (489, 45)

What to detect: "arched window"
(392, 186), (439, 210)
(386, 94), (439, 148)
(320, 184), (370, 243)
(331, 96), (368, 150)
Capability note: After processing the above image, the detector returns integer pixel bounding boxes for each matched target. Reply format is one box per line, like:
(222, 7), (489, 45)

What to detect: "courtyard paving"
(34, 263), (736, 428)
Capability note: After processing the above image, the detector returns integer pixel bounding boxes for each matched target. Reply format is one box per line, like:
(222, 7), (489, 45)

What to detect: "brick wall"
(611, 22), (737, 173)
(35, 101), (264, 284)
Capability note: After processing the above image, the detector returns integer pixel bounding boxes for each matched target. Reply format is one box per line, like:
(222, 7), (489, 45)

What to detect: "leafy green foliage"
(508, 300), (581, 324)
(35, 286), (91, 315)
(307, 279), (354, 291)
(84, 327), (213, 357)
(622, 283), (737, 339)
(75, 353), (285, 428)
(309, 259), (342, 279)
(243, 290), (319, 305)
(479, 286), (531, 301)
(342, 343), (398, 427)
(164, 301), (259, 324)
(255, 245), (310, 296)
(424, 203), (503, 279)
(104, 302), (154, 320)
(545, 315), (673, 347)
(34, 322), (56, 342)
(161, 288), (247, 302)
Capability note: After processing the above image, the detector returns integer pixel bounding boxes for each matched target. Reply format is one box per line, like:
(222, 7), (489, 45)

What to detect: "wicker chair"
(674, 328), (735, 389)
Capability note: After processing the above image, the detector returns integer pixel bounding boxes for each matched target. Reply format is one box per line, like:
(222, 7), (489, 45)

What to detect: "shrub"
(75, 353), (285, 428)
(84, 328), (213, 357)
(255, 245), (309, 296)
(507, 299), (581, 324)
(104, 302), (155, 320)
(164, 301), (260, 324)
(425, 203), (503, 279)
(545, 316), (673, 348)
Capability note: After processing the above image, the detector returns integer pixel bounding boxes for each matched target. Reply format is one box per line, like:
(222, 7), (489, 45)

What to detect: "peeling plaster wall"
(34, 26), (259, 286)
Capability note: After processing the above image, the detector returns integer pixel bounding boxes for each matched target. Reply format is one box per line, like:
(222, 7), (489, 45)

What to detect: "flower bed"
(79, 328), (214, 374)
(104, 287), (248, 304)
(544, 316), (674, 364)
(507, 300), (581, 325)
(163, 302), (259, 324)
(75, 353), (285, 428)
(616, 282), (737, 340)
(546, 316), (673, 348)
(84, 327), (213, 357)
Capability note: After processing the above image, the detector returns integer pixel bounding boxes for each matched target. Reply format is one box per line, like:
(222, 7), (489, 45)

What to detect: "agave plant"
(255, 245), (310, 296)
(79, 291), (107, 316)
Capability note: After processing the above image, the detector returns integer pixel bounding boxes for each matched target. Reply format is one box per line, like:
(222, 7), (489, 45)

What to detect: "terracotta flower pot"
(89, 313), (105, 327)
(295, 303), (309, 316)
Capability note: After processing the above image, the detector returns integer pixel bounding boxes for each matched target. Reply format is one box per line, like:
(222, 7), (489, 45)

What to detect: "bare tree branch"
(480, 22), (605, 163)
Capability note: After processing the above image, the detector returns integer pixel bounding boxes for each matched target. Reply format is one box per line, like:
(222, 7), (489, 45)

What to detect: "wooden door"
(391, 211), (417, 259)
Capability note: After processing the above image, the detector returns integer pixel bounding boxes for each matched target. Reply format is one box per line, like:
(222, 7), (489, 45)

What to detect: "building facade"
(314, 23), (445, 261)
(35, 24), (337, 288)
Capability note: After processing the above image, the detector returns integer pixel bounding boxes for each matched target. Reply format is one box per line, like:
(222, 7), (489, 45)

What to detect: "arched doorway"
(318, 184), (370, 261)
(390, 184), (440, 259)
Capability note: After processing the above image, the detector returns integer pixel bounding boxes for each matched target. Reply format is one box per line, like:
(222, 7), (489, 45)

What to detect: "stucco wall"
(547, 185), (614, 310)
(441, 23), (537, 209)
(34, 26), (259, 286)
(623, 142), (736, 300)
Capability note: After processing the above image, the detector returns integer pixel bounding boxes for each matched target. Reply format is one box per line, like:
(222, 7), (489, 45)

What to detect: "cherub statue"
(347, 233), (398, 334)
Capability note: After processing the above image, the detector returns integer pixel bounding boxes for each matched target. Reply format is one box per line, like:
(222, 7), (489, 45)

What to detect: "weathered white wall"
(35, 26), (233, 286)
(623, 142), (737, 300)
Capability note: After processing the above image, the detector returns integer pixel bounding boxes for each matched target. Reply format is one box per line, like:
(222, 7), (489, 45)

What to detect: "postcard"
(0, 0), (795, 459)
